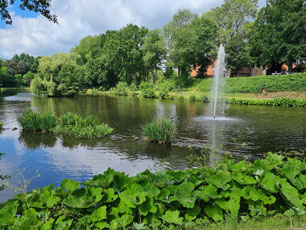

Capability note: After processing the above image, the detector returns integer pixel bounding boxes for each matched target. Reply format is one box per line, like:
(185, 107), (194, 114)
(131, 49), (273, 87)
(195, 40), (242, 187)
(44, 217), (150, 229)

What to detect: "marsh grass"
(18, 110), (113, 138)
(56, 112), (113, 139)
(18, 110), (56, 132)
(142, 118), (174, 144)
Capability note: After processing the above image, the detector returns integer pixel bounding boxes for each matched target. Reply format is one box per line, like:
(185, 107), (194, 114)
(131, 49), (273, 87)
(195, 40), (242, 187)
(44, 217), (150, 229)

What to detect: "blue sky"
(0, 0), (266, 59)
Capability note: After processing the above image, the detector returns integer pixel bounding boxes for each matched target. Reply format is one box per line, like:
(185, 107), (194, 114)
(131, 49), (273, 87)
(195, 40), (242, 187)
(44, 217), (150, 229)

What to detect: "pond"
(0, 89), (305, 202)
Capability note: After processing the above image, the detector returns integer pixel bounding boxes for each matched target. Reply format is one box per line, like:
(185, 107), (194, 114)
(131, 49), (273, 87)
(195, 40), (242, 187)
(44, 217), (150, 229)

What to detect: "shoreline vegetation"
(84, 74), (306, 107)
(0, 153), (305, 229)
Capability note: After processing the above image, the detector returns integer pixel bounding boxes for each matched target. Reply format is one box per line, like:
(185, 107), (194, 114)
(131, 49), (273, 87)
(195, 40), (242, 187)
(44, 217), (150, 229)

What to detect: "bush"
(142, 118), (174, 143)
(139, 82), (156, 98)
(0, 153), (305, 229)
(18, 110), (56, 132)
(115, 82), (129, 96)
(189, 95), (197, 101)
(0, 121), (3, 129)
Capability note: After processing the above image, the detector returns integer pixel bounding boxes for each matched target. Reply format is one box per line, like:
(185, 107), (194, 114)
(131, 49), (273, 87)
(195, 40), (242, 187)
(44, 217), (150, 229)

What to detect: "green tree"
(142, 29), (166, 82)
(249, 0), (306, 73)
(0, 0), (57, 24)
(164, 9), (217, 78)
(33, 52), (82, 97)
(164, 9), (198, 78)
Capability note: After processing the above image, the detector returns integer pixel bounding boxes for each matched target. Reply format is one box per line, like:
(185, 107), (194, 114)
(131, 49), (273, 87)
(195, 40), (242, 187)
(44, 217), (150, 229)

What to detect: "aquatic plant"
(0, 153), (305, 229)
(56, 112), (113, 139)
(18, 110), (56, 132)
(142, 118), (174, 144)
(18, 111), (113, 138)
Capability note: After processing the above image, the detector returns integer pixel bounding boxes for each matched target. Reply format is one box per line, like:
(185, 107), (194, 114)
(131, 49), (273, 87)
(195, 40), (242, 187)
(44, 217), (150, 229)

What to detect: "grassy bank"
(0, 153), (305, 229)
(86, 74), (306, 107)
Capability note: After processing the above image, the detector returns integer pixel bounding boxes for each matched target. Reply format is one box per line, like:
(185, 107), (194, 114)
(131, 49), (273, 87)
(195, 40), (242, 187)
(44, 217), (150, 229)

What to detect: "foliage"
(0, 0), (57, 24)
(164, 9), (217, 78)
(0, 121), (3, 129)
(17, 110), (56, 132)
(249, 0), (306, 73)
(227, 97), (306, 107)
(18, 111), (113, 138)
(56, 112), (113, 139)
(142, 118), (175, 143)
(139, 82), (156, 98)
(111, 82), (129, 96)
(0, 153), (305, 229)
(32, 53), (83, 97)
(195, 74), (306, 93)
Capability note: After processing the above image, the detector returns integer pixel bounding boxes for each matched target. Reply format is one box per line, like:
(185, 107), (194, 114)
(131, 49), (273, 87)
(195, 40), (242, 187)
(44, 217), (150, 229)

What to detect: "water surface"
(0, 89), (305, 202)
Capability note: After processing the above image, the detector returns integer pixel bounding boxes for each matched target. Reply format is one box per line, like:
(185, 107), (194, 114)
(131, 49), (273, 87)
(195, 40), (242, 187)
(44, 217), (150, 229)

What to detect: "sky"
(0, 0), (266, 59)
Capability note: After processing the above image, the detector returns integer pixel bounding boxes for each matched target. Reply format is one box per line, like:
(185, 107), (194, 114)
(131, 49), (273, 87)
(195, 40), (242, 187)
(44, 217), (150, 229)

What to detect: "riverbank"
(86, 74), (306, 107)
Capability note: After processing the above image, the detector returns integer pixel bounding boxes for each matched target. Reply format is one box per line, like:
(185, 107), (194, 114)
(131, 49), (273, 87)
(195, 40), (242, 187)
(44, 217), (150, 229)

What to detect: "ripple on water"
(193, 116), (241, 122)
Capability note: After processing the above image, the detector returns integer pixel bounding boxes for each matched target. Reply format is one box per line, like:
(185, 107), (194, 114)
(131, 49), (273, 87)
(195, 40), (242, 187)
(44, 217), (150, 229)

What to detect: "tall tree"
(142, 29), (166, 81)
(249, 0), (306, 73)
(0, 0), (57, 24)
(164, 9), (217, 78)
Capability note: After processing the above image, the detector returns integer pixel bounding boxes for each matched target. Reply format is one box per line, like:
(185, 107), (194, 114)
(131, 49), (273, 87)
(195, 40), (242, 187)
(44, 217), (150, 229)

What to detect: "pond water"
(0, 89), (305, 202)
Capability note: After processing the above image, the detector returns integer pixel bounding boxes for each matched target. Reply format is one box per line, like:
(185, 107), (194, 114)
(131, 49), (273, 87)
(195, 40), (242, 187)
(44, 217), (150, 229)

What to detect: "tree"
(164, 9), (198, 78)
(33, 52), (82, 97)
(249, 0), (306, 73)
(142, 29), (166, 82)
(0, 0), (57, 24)
(164, 9), (217, 78)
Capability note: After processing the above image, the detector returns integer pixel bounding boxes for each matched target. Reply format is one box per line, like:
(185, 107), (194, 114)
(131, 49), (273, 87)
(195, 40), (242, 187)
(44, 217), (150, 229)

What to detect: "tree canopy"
(0, 0), (57, 24)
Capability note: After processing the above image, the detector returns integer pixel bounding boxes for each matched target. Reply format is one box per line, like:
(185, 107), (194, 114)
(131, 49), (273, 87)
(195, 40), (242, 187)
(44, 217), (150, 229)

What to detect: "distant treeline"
(0, 0), (305, 97)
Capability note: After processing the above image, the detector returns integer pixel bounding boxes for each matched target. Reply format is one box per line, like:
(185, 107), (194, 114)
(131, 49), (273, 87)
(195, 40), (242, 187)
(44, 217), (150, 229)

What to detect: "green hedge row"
(0, 153), (305, 229)
(196, 74), (306, 93)
(227, 98), (306, 107)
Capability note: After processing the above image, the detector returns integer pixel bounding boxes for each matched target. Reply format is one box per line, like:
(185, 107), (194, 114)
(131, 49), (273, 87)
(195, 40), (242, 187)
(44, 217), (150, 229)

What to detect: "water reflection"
(0, 90), (305, 202)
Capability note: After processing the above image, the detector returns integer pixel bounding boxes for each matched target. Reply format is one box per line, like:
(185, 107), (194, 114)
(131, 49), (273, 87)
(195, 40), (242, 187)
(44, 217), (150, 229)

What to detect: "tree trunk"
(288, 61), (293, 73)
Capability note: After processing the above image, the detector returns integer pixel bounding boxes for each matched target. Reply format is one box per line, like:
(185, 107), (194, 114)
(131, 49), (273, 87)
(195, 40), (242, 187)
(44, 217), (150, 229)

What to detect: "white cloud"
(0, 0), (266, 59)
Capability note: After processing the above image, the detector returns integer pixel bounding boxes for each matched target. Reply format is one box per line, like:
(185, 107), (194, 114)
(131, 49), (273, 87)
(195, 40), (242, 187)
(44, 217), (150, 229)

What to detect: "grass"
(189, 214), (306, 230)
(142, 118), (175, 144)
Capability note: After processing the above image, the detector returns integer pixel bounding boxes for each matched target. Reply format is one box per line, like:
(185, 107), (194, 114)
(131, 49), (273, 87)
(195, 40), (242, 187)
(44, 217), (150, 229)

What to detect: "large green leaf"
(62, 187), (103, 208)
(216, 194), (240, 218)
(232, 172), (256, 185)
(162, 210), (183, 225)
(185, 204), (201, 221)
(61, 179), (79, 193)
(139, 196), (157, 216)
(282, 158), (301, 183)
(204, 205), (223, 222)
(206, 170), (231, 190)
(90, 206), (107, 222)
(0, 201), (18, 226)
(193, 184), (221, 202)
(102, 188), (118, 203)
(10, 208), (39, 230)
(40, 190), (60, 208)
(279, 178), (304, 211)
(119, 184), (147, 208)
(175, 182), (196, 208)
(260, 172), (279, 193)
(82, 168), (115, 189)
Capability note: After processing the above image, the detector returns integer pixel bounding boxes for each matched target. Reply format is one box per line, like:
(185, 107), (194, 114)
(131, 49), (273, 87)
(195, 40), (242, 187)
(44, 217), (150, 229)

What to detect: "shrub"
(0, 121), (3, 129)
(115, 82), (129, 96)
(139, 82), (156, 98)
(142, 118), (174, 143)
(0, 153), (305, 229)
(18, 110), (56, 132)
(189, 95), (197, 101)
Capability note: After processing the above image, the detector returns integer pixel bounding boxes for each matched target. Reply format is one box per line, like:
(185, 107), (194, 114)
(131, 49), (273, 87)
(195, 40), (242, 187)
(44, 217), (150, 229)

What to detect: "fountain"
(211, 44), (226, 119)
